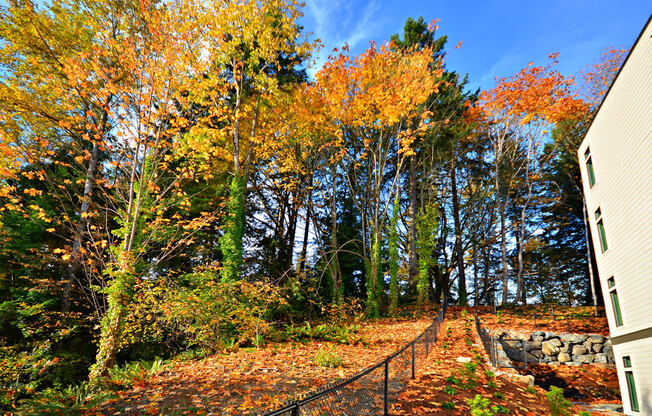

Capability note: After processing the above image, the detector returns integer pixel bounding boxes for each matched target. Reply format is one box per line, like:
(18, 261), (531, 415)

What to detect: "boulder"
(544, 332), (556, 340)
(560, 343), (571, 353)
(558, 352), (572, 362)
(583, 340), (593, 350)
(542, 339), (562, 356)
(531, 331), (545, 338)
(571, 345), (588, 355)
(603, 345), (613, 356)
(531, 350), (543, 359)
(592, 343), (603, 353)
(594, 353), (608, 364)
(572, 354), (594, 364)
(560, 334), (585, 343)
(515, 374), (535, 388)
(525, 340), (542, 352)
(588, 334), (605, 344)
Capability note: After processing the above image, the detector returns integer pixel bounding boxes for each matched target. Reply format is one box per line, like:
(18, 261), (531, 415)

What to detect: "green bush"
(546, 386), (571, 416)
(282, 322), (361, 344)
(314, 346), (342, 368)
(441, 401), (455, 409)
(15, 384), (115, 415)
(466, 394), (501, 416)
(443, 385), (457, 395)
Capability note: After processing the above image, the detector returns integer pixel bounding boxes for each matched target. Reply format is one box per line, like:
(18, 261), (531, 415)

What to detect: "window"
(585, 148), (596, 187)
(608, 277), (623, 327)
(623, 356), (639, 412)
(595, 208), (608, 252)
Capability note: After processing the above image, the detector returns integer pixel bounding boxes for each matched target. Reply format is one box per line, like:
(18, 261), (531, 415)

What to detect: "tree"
(474, 54), (586, 304)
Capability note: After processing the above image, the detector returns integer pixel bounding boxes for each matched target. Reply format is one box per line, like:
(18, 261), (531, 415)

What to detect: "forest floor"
(94, 305), (619, 415)
(96, 310), (436, 415)
(392, 306), (621, 415)
(477, 305), (610, 336)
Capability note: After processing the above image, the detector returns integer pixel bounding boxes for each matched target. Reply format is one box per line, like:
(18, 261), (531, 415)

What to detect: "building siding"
(578, 15), (652, 415)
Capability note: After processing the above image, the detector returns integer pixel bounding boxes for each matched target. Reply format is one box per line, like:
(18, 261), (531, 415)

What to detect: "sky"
(298, 1), (651, 91)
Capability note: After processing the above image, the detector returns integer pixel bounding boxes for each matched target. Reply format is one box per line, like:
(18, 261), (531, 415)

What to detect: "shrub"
(462, 362), (478, 389)
(443, 385), (457, 395)
(314, 346), (342, 368)
(466, 394), (502, 416)
(546, 386), (571, 416)
(493, 391), (505, 399)
(525, 386), (537, 394)
(441, 401), (455, 409)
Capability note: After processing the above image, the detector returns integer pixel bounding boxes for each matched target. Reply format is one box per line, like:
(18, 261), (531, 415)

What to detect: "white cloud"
(304, 0), (387, 78)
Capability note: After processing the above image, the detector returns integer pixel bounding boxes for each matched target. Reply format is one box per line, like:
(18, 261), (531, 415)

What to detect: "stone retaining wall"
(492, 330), (615, 365)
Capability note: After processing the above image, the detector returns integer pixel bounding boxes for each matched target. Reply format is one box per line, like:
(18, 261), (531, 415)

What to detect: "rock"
(531, 334), (544, 343)
(558, 352), (572, 362)
(583, 340), (593, 350)
(515, 374), (535, 388)
(531, 350), (543, 359)
(594, 353), (608, 364)
(565, 362), (582, 366)
(560, 334), (587, 344)
(588, 334), (605, 343)
(592, 343), (603, 353)
(531, 331), (545, 338)
(544, 332), (556, 340)
(504, 340), (522, 349)
(456, 357), (472, 363)
(572, 354), (594, 364)
(525, 340), (542, 352)
(542, 339), (562, 356)
(603, 338), (612, 347)
(603, 345), (613, 356)
(560, 343), (571, 353)
(572, 345), (588, 355)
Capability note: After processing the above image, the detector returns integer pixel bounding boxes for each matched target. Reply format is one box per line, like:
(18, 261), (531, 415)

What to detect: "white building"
(577, 15), (652, 415)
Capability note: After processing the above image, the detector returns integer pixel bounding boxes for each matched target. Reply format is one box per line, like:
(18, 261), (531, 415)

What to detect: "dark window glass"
(625, 371), (639, 412)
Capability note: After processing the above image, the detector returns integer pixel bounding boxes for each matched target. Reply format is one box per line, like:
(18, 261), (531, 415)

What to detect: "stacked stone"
(496, 330), (614, 365)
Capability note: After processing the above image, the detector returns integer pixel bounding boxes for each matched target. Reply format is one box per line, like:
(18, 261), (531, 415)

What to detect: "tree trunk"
(499, 198), (509, 304)
(582, 199), (599, 315)
(329, 164), (341, 303)
(298, 174), (313, 273)
(450, 157), (466, 305)
(408, 155), (419, 293)
(62, 139), (100, 313)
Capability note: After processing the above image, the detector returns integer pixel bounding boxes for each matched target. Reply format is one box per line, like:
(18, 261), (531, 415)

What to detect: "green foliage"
(487, 380), (498, 388)
(462, 362), (478, 389)
(441, 401), (456, 409)
(416, 202), (439, 310)
(578, 411), (591, 416)
(525, 386), (537, 394)
(446, 373), (460, 385)
(466, 394), (502, 416)
(15, 383), (115, 416)
(314, 346), (341, 368)
(281, 322), (361, 344)
(493, 391), (505, 399)
(106, 358), (165, 390)
(388, 196), (400, 315)
(546, 386), (571, 416)
(220, 175), (246, 282)
(443, 385), (457, 395)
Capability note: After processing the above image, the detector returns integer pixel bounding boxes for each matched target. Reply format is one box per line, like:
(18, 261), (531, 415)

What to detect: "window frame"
(622, 355), (639, 412)
(595, 208), (608, 252)
(584, 147), (596, 188)
(607, 276), (623, 327)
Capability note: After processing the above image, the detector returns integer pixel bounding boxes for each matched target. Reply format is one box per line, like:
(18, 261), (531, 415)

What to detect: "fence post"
(411, 343), (415, 379)
(521, 340), (527, 369)
(291, 403), (299, 416)
(426, 329), (429, 355)
(551, 305), (555, 320)
(492, 338), (497, 367)
(384, 361), (389, 416)
(566, 315), (570, 333)
(533, 314), (537, 330)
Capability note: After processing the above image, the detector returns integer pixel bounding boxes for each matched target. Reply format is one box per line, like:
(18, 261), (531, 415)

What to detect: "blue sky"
(299, 1), (650, 91)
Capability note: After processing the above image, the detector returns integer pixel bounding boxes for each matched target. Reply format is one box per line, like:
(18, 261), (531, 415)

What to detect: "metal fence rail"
(261, 303), (447, 416)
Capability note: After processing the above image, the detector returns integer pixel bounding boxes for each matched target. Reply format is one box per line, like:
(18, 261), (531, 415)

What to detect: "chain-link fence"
(261, 303), (447, 416)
